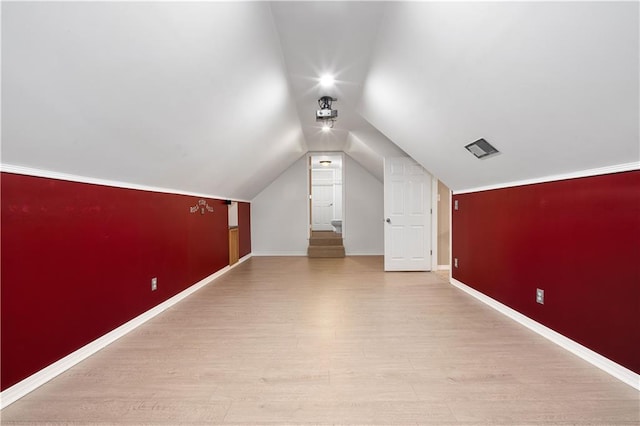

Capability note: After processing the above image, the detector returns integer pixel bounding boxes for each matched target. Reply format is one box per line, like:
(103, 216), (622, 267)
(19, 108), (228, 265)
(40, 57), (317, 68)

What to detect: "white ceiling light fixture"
(322, 124), (331, 132)
(319, 74), (335, 87)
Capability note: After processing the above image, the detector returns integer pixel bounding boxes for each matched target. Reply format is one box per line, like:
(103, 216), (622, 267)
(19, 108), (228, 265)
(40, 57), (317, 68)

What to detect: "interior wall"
(251, 156), (309, 255)
(451, 170), (640, 374)
(1, 172), (230, 391)
(251, 154), (384, 256)
(334, 182), (343, 220)
(437, 180), (451, 266)
(344, 155), (384, 255)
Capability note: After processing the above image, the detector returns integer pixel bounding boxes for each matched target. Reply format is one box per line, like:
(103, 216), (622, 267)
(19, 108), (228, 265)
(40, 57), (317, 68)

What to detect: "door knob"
(386, 218), (391, 223)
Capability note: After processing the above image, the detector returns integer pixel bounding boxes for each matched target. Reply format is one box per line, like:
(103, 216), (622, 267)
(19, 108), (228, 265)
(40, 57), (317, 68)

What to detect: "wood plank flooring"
(2, 256), (638, 425)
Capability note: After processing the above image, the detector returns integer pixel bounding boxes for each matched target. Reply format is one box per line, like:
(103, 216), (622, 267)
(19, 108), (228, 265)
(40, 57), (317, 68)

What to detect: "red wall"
(238, 202), (251, 258)
(452, 170), (640, 374)
(1, 173), (232, 390)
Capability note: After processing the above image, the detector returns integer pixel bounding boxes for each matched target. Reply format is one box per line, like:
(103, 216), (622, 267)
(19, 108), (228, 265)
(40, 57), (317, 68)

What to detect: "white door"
(384, 157), (432, 271)
(311, 169), (334, 231)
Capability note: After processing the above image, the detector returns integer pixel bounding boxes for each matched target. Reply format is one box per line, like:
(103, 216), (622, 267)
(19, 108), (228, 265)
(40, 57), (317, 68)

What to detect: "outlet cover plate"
(536, 288), (544, 304)
(151, 277), (158, 291)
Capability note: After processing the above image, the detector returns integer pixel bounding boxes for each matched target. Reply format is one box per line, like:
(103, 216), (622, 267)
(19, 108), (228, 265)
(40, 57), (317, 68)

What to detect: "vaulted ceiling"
(2, 2), (638, 200)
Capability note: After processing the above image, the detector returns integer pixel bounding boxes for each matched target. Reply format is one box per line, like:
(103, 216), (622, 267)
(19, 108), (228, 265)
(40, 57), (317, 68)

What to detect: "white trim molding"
(0, 163), (251, 203)
(431, 178), (439, 273)
(450, 277), (640, 391)
(251, 251), (308, 256)
(345, 252), (384, 256)
(0, 254), (253, 409)
(437, 265), (451, 271)
(454, 162), (640, 195)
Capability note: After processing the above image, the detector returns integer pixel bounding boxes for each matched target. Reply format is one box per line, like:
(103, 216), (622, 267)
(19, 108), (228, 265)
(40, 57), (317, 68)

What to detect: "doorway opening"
(307, 153), (345, 258)
(308, 153), (344, 235)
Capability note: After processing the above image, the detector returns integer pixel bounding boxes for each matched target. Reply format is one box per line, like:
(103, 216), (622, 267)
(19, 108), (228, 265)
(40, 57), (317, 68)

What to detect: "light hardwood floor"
(2, 256), (638, 425)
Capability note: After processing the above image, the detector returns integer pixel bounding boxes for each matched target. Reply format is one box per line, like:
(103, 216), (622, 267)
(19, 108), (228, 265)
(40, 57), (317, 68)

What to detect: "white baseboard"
(450, 277), (640, 391)
(251, 251), (307, 256)
(437, 264), (451, 271)
(255, 252), (384, 257)
(0, 254), (252, 409)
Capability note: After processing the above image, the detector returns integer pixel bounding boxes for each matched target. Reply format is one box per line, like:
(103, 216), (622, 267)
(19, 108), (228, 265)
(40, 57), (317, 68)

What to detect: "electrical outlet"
(454, 200), (459, 210)
(454, 258), (458, 268)
(151, 277), (158, 291)
(536, 288), (544, 304)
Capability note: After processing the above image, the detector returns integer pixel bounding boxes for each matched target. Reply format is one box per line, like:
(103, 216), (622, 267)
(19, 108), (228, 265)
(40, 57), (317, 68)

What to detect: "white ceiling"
(271, 3), (397, 151)
(311, 154), (342, 170)
(2, 2), (638, 199)
(2, 2), (306, 200)
(360, 2), (639, 191)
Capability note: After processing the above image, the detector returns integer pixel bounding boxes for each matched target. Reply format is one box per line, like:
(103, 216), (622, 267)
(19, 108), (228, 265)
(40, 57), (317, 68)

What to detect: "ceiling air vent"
(465, 138), (499, 159)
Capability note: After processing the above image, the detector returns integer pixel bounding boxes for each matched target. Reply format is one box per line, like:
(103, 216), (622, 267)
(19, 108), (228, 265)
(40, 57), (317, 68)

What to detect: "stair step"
(307, 245), (345, 258)
(308, 237), (343, 246)
(311, 231), (341, 239)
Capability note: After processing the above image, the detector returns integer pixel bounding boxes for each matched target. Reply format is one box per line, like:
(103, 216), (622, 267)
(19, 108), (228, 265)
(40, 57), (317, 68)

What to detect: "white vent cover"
(465, 138), (500, 159)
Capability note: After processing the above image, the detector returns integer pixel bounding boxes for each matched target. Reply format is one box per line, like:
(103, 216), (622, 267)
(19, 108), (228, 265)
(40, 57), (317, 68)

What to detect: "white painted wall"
(344, 155), (384, 255)
(251, 156), (308, 255)
(252, 153), (384, 256)
(334, 183), (343, 221)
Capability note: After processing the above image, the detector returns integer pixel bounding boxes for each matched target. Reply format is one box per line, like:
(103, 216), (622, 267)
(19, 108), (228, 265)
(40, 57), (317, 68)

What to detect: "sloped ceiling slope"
(2, 2), (306, 200)
(360, 2), (639, 192)
(345, 122), (408, 182)
(270, 2), (406, 181)
(270, 1), (382, 152)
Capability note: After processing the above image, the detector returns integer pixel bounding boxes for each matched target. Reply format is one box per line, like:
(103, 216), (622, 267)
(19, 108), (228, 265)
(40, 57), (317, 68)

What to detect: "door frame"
(307, 151), (345, 239)
(431, 178), (439, 271)
(383, 156), (437, 271)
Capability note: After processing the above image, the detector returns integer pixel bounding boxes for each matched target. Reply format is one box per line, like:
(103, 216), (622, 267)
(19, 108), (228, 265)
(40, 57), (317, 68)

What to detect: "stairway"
(307, 231), (345, 258)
